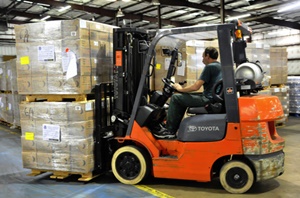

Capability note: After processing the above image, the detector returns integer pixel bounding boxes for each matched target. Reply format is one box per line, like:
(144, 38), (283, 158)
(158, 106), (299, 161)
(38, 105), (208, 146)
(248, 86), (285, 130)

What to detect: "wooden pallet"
(270, 84), (286, 88)
(27, 169), (99, 181)
(0, 119), (21, 129)
(25, 94), (88, 102)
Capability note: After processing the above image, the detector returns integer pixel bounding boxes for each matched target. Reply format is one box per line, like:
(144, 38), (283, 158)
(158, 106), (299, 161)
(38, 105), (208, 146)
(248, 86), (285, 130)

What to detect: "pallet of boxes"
(16, 19), (116, 181)
(0, 59), (25, 128)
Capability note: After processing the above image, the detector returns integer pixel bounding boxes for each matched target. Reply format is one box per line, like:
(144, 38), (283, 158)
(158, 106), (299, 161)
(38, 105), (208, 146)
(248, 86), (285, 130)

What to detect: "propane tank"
(235, 62), (264, 85)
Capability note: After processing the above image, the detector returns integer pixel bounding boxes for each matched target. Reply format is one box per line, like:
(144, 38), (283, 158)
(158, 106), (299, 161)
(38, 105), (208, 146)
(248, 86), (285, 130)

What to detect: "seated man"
(152, 47), (222, 138)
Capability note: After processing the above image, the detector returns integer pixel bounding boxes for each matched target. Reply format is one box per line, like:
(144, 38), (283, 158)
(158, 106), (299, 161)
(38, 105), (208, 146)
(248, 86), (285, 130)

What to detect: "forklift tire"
(111, 145), (150, 185)
(220, 160), (254, 194)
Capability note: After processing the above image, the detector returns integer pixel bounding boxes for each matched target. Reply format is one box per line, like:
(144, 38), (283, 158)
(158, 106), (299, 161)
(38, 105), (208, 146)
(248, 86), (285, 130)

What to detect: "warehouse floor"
(0, 116), (299, 198)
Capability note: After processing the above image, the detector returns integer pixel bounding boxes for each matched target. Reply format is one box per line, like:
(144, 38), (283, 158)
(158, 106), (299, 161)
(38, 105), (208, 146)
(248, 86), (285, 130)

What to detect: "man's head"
(202, 47), (219, 65)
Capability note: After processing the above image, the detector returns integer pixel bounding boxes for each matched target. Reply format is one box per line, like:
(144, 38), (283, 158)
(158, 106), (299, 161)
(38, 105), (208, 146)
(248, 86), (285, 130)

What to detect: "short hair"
(204, 47), (218, 59)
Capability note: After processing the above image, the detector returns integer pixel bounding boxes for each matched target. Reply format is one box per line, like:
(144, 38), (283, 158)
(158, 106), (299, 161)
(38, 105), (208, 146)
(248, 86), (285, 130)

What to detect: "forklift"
(93, 21), (285, 194)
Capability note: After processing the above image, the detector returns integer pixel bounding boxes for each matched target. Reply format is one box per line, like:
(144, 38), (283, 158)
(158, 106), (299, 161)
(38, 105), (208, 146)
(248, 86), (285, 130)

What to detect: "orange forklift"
(93, 21), (285, 194)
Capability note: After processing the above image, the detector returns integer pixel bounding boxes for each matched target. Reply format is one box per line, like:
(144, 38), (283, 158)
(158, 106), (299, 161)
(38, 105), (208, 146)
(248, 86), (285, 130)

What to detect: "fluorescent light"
(225, 14), (251, 21)
(58, 5), (71, 12)
(278, 2), (300, 13)
(41, 15), (51, 21)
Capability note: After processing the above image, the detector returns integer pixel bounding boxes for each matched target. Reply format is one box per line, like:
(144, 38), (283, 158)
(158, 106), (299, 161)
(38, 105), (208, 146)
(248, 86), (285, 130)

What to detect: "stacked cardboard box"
(20, 100), (95, 173)
(269, 47), (288, 85)
(152, 44), (187, 91)
(15, 19), (117, 175)
(0, 59), (24, 127)
(15, 19), (116, 94)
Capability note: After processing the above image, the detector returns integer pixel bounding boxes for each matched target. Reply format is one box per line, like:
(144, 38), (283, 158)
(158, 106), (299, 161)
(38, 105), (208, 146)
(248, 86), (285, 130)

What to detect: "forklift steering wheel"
(212, 80), (224, 102)
(162, 78), (176, 91)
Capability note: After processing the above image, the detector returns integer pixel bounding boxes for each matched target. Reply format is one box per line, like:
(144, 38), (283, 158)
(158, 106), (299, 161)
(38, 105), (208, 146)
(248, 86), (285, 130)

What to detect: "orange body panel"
(123, 122), (244, 182)
(116, 95), (285, 182)
(238, 95), (285, 155)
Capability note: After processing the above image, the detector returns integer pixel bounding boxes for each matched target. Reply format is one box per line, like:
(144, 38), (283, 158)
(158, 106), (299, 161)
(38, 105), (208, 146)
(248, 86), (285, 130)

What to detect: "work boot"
(152, 124), (176, 139)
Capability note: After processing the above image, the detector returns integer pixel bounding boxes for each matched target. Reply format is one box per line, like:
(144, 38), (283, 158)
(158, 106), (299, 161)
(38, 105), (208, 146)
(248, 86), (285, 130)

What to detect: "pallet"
(25, 94), (88, 102)
(0, 90), (12, 94)
(0, 119), (21, 129)
(270, 84), (286, 88)
(27, 169), (99, 181)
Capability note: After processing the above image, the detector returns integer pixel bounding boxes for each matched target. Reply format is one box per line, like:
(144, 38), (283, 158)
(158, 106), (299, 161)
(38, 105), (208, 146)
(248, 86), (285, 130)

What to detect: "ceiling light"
(278, 2), (300, 13)
(151, 0), (160, 5)
(58, 5), (71, 12)
(116, 7), (124, 18)
(41, 15), (51, 21)
(225, 14), (251, 21)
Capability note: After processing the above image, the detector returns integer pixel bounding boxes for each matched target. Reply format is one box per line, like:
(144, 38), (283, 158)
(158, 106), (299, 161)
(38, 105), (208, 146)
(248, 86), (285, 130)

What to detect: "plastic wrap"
(15, 19), (115, 94)
(21, 100), (95, 173)
(287, 76), (300, 114)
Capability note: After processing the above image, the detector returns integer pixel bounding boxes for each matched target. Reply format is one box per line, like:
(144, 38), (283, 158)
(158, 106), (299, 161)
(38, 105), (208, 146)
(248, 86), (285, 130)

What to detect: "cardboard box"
(36, 152), (53, 169)
(70, 154), (94, 173)
(22, 151), (37, 169)
(70, 137), (94, 155)
(21, 136), (36, 152)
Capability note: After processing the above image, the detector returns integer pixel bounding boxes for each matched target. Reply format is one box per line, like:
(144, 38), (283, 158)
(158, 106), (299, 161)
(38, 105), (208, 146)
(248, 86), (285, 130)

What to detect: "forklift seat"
(187, 102), (224, 114)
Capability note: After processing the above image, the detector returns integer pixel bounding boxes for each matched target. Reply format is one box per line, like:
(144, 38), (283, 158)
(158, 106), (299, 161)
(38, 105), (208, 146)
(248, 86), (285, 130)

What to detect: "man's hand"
(173, 83), (183, 91)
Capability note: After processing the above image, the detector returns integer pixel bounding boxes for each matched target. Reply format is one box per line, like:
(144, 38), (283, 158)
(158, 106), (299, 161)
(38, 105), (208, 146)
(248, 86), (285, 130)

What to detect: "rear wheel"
(111, 145), (150, 185)
(220, 160), (254, 194)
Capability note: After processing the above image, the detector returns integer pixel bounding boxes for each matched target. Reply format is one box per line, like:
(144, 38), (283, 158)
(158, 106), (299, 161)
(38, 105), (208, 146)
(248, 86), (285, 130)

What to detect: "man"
(153, 47), (222, 138)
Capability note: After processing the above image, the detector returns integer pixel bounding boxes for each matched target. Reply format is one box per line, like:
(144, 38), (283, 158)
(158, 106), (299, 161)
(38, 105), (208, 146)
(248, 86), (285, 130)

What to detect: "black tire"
(220, 160), (254, 194)
(111, 145), (151, 185)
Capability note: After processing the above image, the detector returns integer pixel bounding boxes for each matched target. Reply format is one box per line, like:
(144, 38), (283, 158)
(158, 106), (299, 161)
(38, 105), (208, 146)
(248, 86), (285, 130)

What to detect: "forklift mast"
(112, 28), (150, 137)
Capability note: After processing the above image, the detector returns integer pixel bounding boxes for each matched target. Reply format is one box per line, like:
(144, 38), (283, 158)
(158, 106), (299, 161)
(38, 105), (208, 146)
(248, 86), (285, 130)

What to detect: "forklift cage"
(126, 24), (240, 136)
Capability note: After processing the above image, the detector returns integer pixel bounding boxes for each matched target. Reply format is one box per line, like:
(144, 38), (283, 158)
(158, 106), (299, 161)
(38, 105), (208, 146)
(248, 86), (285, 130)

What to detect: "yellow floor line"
(135, 185), (175, 198)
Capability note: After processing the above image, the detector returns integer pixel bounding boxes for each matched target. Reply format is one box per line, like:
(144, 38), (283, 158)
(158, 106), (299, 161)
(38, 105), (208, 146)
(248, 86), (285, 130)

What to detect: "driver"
(152, 47), (222, 138)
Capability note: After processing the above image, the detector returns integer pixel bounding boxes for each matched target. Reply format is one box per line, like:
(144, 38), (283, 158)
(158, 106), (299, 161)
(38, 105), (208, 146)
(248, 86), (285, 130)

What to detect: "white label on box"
(37, 45), (55, 61)
(80, 20), (87, 28)
(164, 57), (171, 70)
(94, 41), (99, 46)
(71, 31), (77, 37)
(42, 124), (61, 141)
(8, 103), (11, 110)
(75, 106), (81, 111)
(96, 24), (100, 29)
(85, 102), (92, 111)
(94, 58), (97, 64)
(62, 51), (70, 72)
(7, 69), (11, 76)
(177, 60), (185, 76)
(66, 51), (77, 80)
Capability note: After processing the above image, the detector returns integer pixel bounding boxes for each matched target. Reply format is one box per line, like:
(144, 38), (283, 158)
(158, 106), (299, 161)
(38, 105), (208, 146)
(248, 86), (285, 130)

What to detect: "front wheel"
(111, 145), (150, 185)
(220, 160), (254, 194)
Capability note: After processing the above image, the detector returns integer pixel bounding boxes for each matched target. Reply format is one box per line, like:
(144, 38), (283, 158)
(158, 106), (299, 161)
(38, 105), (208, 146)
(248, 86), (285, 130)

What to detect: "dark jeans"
(166, 92), (210, 133)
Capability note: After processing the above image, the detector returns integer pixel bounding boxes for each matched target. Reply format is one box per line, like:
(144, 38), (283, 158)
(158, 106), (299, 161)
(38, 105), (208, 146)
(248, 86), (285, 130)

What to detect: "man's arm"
(173, 79), (205, 93)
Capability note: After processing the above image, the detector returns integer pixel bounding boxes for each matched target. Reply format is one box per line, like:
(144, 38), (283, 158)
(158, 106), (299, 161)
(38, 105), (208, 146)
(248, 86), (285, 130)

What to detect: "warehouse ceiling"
(0, 0), (300, 43)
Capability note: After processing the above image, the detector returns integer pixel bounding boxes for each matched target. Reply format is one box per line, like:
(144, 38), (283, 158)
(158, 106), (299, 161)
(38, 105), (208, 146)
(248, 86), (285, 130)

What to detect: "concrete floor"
(0, 116), (299, 198)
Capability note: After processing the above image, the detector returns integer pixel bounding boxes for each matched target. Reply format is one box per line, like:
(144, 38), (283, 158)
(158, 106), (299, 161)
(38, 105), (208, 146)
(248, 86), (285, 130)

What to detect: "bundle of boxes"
(0, 59), (24, 127)
(287, 76), (300, 114)
(21, 100), (95, 173)
(15, 19), (117, 174)
(15, 19), (115, 94)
